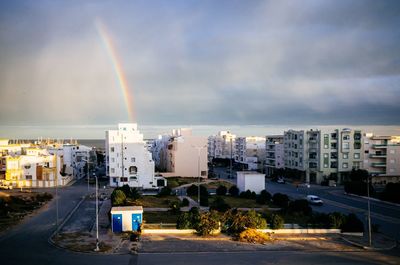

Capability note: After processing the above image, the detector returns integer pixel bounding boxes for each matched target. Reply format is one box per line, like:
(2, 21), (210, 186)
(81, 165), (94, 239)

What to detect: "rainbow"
(95, 19), (135, 122)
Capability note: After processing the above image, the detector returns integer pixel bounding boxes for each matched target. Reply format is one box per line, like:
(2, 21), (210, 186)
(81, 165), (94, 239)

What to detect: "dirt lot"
(0, 190), (52, 232)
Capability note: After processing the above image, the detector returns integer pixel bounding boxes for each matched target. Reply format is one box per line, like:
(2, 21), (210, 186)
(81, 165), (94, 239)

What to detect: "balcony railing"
(371, 163), (386, 167)
(369, 154), (387, 158)
(373, 144), (387, 148)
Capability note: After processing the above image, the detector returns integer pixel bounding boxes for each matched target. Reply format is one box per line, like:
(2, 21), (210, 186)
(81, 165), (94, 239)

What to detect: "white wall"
(236, 172), (265, 194)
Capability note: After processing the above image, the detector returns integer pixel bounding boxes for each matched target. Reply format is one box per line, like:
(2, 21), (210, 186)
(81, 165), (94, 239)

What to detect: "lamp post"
(94, 173), (100, 252)
(82, 158), (92, 192)
(367, 175), (372, 247)
(192, 144), (207, 207)
(55, 171), (59, 235)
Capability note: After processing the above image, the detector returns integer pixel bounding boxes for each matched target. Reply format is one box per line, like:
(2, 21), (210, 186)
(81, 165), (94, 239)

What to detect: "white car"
(0, 184), (13, 190)
(306, 195), (323, 205)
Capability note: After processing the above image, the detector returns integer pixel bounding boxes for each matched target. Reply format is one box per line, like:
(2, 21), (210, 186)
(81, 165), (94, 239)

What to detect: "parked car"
(277, 178), (285, 184)
(306, 195), (323, 205)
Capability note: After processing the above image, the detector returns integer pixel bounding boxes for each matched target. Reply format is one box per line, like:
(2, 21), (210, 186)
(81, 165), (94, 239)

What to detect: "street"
(265, 180), (400, 240)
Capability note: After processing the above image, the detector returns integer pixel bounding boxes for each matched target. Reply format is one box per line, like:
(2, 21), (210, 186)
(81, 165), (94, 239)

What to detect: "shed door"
(131, 213), (142, 231)
(112, 214), (122, 232)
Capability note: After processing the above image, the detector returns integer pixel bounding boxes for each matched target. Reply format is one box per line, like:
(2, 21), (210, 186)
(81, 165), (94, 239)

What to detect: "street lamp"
(367, 175), (373, 247)
(192, 144), (207, 207)
(94, 172), (100, 252)
(82, 158), (92, 192)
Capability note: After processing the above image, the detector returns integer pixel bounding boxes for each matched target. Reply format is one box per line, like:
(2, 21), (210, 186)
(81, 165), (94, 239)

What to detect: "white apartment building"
(284, 128), (363, 184)
(106, 123), (166, 189)
(0, 142), (72, 188)
(152, 128), (208, 178)
(265, 135), (284, 177)
(208, 131), (236, 161)
(234, 136), (266, 171)
(364, 134), (400, 184)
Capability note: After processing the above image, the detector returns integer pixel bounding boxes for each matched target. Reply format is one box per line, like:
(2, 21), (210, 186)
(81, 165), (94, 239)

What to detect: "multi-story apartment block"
(234, 136), (266, 171)
(364, 134), (400, 184)
(152, 128), (208, 178)
(105, 123), (166, 189)
(208, 131), (236, 161)
(265, 135), (284, 177)
(0, 141), (73, 188)
(284, 128), (363, 184)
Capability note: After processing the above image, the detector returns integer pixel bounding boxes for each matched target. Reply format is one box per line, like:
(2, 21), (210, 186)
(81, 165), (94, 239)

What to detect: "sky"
(0, 0), (399, 138)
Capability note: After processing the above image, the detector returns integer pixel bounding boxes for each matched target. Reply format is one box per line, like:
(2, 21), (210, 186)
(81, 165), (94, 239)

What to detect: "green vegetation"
(129, 195), (180, 208)
(216, 185), (228, 196)
(111, 190), (126, 206)
(167, 177), (203, 188)
(209, 196), (231, 212)
(379, 182), (400, 203)
(238, 229), (272, 244)
(269, 214), (284, 229)
(176, 207), (200, 229)
(196, 211), (220, 236)
(144, 211), (180, 224)
(272, 193), (290, 208)
(228, 185), (239, 197)
(344, 169), (374, 196)
(223, 209), (267, 234)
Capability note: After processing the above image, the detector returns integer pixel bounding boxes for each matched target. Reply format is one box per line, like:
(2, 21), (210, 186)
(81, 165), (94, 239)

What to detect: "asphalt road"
(266, 180), (400, 240)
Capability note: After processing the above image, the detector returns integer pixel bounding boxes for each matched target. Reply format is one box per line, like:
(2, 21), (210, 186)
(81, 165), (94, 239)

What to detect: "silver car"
(306, 195), (323, 205)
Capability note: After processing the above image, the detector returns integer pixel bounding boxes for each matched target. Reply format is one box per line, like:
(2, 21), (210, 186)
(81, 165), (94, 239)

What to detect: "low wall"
(143, 229), (195, 234)
(258, 228), (341, 234)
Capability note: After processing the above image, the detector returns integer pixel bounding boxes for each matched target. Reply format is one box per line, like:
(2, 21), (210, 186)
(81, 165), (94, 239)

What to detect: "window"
(24, 164), (31, 169)
(343, 153), (348, 159)
(354, 142), (361, 149)
(354, 153), (360, 159)
(111, 158), (115, 163)
(120, 177), (128, 182)
(330, 161), (337, 168)
(111, 147), (114, 152)
(111, 168), (115, 174)
(331, 142), (337, 149)
(201, 171), (207, 176)
(354, 132), (361, 141)
(129, 166), (138, 175)
(131, 157), (135, 162)
(331, 133), (337, 140)
(331, 152), (337, 159)
(324, 164), (328, 168)
(343, 135), (350, 140)
(342, 163), (348, 169)
(365, 150), (369, 154)
(129, 176), (137, 181)
(112, 177), (117, 183)
(324, 134), (329, 149)
(25, 175), (32, 180)
(342, 142), (350, 149)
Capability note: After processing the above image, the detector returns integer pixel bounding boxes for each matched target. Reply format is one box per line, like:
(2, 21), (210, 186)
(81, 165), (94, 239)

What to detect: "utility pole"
(94, 174), (100, 252)
(55, 172), (59, 235)
(367, 175), (372, 247)
(192, 144), (207, 208)
(230, 138), (233, 179)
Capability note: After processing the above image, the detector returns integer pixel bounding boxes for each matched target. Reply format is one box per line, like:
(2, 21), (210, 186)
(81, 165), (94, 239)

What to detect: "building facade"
(106, 123), (165, 189)
(208, 131), (236, 161)
(265, 135), (284, 177)
(234, 136), (266, 171)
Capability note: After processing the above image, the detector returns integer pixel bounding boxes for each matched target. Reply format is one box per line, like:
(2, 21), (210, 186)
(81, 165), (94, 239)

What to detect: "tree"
(328, 212), (346, 229)
(210, 196), (231, 212)
(269, 214), (284, 229)
(181, 198), (190, 207)
(228, 185), (239, 197)
(196, 211), (220, 236)
(169, 201), (181, 214)
(380, 183), (400, 203)
(272, 193), (289, 208)
(176, 207), (201, 229)
(216, 185), (227, 196)
(256, 190), (272, 205)
(158, 186), (172, 197)
(111, 189), (126, 206)
(223, 209), (267, 234)
(287, 199), (312, 216)
(341, 213), (364, 232)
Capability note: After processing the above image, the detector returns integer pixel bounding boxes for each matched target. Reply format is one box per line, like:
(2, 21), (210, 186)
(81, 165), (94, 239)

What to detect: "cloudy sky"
(0, 0), (399, 137)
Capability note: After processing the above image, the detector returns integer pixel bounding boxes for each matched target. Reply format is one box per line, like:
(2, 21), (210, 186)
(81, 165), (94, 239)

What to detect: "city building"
(363, 134), (400, 184)
(284, 128), (363, 184)
(234, 136), (266, 171)
(265, 135), (284, 177)
(208, 131), (236, 161)
(151, 128), (208, 178)
(105, 123), (166, 189)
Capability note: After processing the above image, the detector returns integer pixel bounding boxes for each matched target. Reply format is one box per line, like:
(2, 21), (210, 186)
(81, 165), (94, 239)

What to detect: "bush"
(309, 212), (331, 228)
(328, 212), (346, 229)
(167, 180), (179, 189)
(210, 196), (231, 212)
(36, 192), (53, 202)
(341, 213), (364, 232)
(228, 185), (239, 197)
(256, 190), (272, 205)
(239, 229), (272, 244)
(240, 190), (257, 199)
(269, 214), (284, 229)
(176, 207), (201, 229)
(158, 187), (172, 197)
(117, 185), (141, 200)
(380, 183), (400, 203)
(272, 193), (289, 208)
(287, 199), (312, 216)
(111, 189), (126, 206)
(181, 198), (190, 207)
(216, 185), (227, 196)
(200, 193), (209, 207)
(224, 209), (267, 234)
(186, 184), (208, 197)
(169, 201), (181, 214)
(196, 211), (220, 236)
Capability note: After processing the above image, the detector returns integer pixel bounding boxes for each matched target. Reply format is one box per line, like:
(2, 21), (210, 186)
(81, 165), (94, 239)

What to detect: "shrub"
(158, 186), (172, 197)
(186, 184), (208, 197)
(228, 185), (239, 197)
(269, 214), (284, 229)
(200, 193), (209, 207)
(240, 190), (257, 199)
(256, 190), (272, 205)
(181, 198), (190, 207)
(341, 213), (364, 232)
(117, 185), (141, 200)
(210, 196), (231, 212)
(272, 193), (289, 208)
(167, 180), (179, 189)
(216, 185), (227, 196)
(111, 189), (126, 206)
(309, 212), (331, 228)
(224, 210), (267, 234)
(169, 201), (181, 214)
(36, 192), (53, 202)
(287, 199), (312, 216)
(176, 212), (192, 229)
(239, 229), (272, 244)
(196, 211), (220, 236)
(328, 212), (346, 229)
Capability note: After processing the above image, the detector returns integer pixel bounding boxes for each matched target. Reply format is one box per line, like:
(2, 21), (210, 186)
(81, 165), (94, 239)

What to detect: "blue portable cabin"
(110, 206), (143, 233)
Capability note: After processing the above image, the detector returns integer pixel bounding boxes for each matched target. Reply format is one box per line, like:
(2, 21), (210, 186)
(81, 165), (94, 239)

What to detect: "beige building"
(208, 131), (236, 161)
(154, 128), (208, 178)
(364, 134), (400, 184)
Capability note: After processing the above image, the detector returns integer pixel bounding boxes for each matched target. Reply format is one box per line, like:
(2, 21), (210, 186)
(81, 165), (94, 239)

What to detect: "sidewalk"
(341, 233), (398, 250)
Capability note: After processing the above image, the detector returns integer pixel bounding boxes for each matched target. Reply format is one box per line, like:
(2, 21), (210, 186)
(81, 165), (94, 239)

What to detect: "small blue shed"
(111, 206), (143, 233)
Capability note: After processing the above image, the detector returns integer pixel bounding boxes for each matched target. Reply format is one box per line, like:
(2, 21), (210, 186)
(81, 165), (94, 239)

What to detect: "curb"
(340, 236), (398, 251)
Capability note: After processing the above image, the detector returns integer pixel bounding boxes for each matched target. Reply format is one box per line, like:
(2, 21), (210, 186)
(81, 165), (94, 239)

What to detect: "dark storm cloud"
(0, 0), (399, 126)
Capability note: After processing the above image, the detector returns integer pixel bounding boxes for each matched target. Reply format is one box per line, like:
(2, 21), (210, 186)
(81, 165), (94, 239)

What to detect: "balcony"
(371, 162), (386, 167)
(373, 144), (387, 148)
(369, 154), (387, 158)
